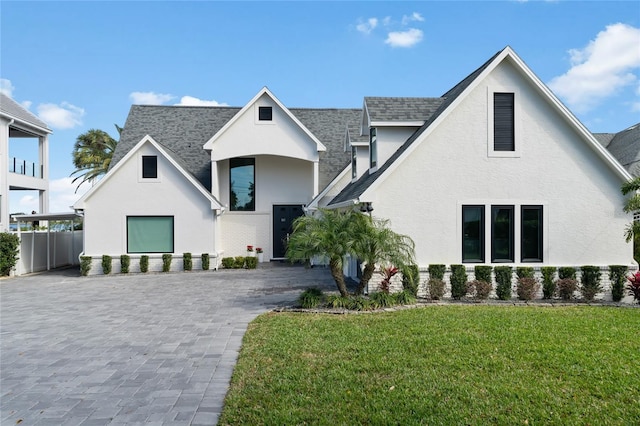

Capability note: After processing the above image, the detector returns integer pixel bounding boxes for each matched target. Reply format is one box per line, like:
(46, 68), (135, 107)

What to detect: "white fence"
(15, 231), (83, 275)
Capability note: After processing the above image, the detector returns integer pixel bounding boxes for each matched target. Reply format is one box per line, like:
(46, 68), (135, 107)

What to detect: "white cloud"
(21, 100), (32, 110)
(402, 12), (424, 25)
(385, 28), (424, 48)
(129, 91), (174, 105)
(0, 78), (15, 97)
(37, 102), (85, 129)
(548, 23), (640, 112)
(356, 17), (378, 35)
(17, 194), (38, 214)
(175, 96), (227, 106)
(49, 177), (91, 212)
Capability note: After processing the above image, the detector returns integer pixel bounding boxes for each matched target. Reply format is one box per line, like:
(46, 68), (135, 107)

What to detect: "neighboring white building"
(74, 47), (635, 281)
(0, 93), (51, 231)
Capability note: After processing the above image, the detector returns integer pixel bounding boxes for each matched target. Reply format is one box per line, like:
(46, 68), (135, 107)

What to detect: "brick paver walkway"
(1, 264), (334, 425)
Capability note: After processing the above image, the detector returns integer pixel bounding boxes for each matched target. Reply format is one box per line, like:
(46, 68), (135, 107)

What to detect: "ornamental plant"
(256, 247), (263, 254)
(517, 277), (539, 301)
(428, 278), (445, 300)
(450, 265), (468, 300)
(541, 267), (557, 299)
(428, 264), (446, 280)
(494, 266), (513, 300)
(401, 264), (420, 297)
(579, 265), (601, 302)
(467, 280), (492, 300)
(516, 266), (535, 279)
(162, 254), (172, 272)
(0, 232), (20, 276)
(120, 254), (130, 274)
(474, 265), (493, 284)
(183, 253), (192, 271)
(626, 271), (640, 304)
(378, 266), (399, 294)
(556, 278), (578, 301)
(245, 256), (258, 269)
(247, 245), (254, 252)
(201, 253), (210, 271)
(609, 265), (627, 302)
(80, 256), (92, 276)
(102, 255), (112, 275)
(140, 255), (149, 273)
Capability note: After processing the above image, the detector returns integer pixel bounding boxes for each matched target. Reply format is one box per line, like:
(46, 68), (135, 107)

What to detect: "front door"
(273, 205), (304, 258)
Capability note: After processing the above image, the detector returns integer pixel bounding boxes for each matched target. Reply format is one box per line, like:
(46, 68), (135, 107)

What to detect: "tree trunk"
(355, 262), (375, 295)
(329, 258), (349, 297)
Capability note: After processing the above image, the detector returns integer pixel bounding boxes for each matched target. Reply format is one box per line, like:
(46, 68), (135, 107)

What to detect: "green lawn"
(219, 306), (640, 425)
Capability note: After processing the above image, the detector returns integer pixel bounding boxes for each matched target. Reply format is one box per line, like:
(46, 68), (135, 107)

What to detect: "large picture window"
(491, 205), (514, 262)
(462, 205), (485, 263)
(127, 216), (174, 253)
(230, 158), (255, 211)
(494, 93), (515, 151)
(521, 205), (543, 262)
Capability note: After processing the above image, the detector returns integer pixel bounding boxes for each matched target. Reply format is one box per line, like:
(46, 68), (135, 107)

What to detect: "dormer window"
(142, 156), (157, 179)
(369, 128), (377, 169)
(258, 106), (272, 121)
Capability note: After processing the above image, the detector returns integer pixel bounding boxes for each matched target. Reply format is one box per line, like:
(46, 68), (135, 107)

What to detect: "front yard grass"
(219, 306), (640, 425)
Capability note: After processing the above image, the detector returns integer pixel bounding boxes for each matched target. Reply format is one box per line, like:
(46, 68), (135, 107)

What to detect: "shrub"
(221, 257), (235, 269)
(556, 278), (578, 301)
(428, 264), (446, 280)
(80, 256), (92, 276)
(609, 265), (628, 302)
(428, 278), (445, 300)
(234, 256), (246, 269)
(393, 290), (416, 305)
(0, 232), (20, 276)
(580, 266), (602, 302)
(401, 264), (420, 296)
(474, 265), (493, 284)
(299, 288), (324, 308)
(246, 256), (258, 269)
(378, 266), (399, 294)
(627, 271), (640, 304)
(350, 296), (374, 311)
(120, 255), (130, 274)
(517, 277), (539, 301)
(494, 266), (513, 300)
(370, 291), (395, 307)
(202, 253), (210, 271)
(140, 255), (149, 273)
(541, 267), (557, 299)
(326, 294), (354, 309)
(558, 266), (577, 280)
(162, 254), (172, 272)
(183, 253), (192, 271)
(101, 255), (112, 275)
(467, 280), (492, 300)
(516, 266), (534, 279)
(450, 265), (468, 300)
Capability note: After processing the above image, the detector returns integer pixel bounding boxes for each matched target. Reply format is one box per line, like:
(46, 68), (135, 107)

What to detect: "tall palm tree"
(286, 209), (359, 297)
(351, 215), (416, 295)
(70, 129), (118, 193)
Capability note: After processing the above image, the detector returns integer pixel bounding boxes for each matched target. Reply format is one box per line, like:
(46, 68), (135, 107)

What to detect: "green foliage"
(234, 256), (246, 268)
(541, 267), (557, 299)
(101, 255), (112, 275)
(401, 264), (420, 296)
(201, 253), (210, 271)
(326, 294), (353, 309)
(162, 254), (172, 272)
(349, 296), (374, 311)
(609, 265), (628, 302)
(80, 256), (92, 276)
(299, 288), (324, 309)
(0, 232), (20, 276)
(428, 264), (446, 280)
(517, 277), (539, 301)
(183, 253), (192, 271)
(245, 256), (258, 269)
(120, 254), (130, 274)
(494, 266), (513, 300)
(516, 266), (535, 279)
(558, 266), (577, 280)
(467, 280), (492, 300)
(427, 278), (445, 300)
(556, 278), (578, 300)
(370, 291), (394, 307)
(140, 255), (149, 273)
(450, 265), (468, 300)
(474, 265), (493, 283)
(580, 266), (602, 302)
(392, 290), (416, 305)
(70, 129), (118, 193)
(221, 257), (235, 269)
(626, 271), (640, 304)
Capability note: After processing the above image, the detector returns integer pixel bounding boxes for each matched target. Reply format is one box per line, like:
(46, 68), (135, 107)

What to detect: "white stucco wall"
(368, 59), (633, 268)
(81, 142), (217, 256)
(374, 127), (418, 169)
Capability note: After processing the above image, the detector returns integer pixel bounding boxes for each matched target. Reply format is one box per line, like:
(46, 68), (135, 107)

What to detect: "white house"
(74, 47), (635, 286)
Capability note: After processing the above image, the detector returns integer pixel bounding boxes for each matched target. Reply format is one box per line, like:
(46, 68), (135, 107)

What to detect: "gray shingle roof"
(330, 48), (503, 206)
(601, 123), (640, 176)
(364, 97), (444, 122)
(112, 105), (361, 192)
(347, 124), (368, 144)
(0, 93), (50, 132)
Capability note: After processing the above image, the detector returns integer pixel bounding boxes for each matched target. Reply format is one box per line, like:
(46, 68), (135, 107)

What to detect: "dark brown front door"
(273, 205), (303, 258)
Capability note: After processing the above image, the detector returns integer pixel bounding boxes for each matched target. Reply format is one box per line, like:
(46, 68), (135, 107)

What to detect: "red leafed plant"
(378, 266), (399, 294)
(627, 271), (640, 304)
(246, 245), (254, 252)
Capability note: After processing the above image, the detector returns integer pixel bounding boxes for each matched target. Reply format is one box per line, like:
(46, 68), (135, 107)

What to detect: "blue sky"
(2, 1), (639, 213)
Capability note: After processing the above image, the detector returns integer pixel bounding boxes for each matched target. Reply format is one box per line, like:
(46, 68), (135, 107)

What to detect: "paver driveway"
(0, 264), (335, 425)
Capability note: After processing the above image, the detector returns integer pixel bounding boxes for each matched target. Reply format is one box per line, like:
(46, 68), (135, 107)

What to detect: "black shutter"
(494, 93), (514, 151)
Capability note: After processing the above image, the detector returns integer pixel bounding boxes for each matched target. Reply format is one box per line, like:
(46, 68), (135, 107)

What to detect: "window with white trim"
(369, 128), (377, 169)
(127, 216), (174, 253)
(142, 156), (158, 179)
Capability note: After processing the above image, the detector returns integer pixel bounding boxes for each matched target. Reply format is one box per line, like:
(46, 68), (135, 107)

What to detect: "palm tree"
(286, 209), (359, 297)
(351, 215), (416, 295)
(70, 129), (118, 193)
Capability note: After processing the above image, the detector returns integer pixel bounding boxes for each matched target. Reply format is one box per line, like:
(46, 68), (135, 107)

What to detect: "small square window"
(142, 156), (157, 179)
(258, 106), (272, 121)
